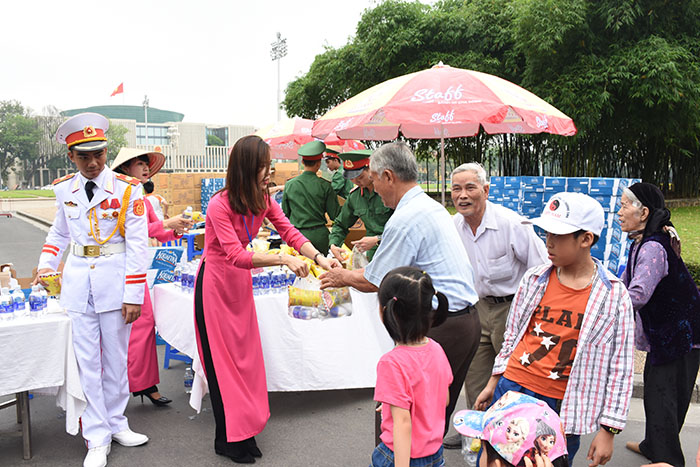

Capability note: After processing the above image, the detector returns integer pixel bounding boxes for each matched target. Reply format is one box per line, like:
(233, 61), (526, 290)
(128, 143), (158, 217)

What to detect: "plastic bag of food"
(351, 244), (369, 270)
(287, 275), (352, 320)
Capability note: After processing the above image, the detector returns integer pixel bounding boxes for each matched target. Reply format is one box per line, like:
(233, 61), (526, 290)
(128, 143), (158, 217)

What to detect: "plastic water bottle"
(11, 287), (26, 316)
(173, 265), (182, 288)
(182, 206), (193, 220)
(270, 272), (279, 293)
(286, 273), (296, 287)
(39, 287), (48, 314)
(188, 265), (196, 293)
(184, 367), (194, 393)
(252, 275), (260, 296)
(259, 274), (270, 295)
(462, 436), (480, 466)
(0, 287), (13, 321)
(289, 306), (317, 320)
(29, 285), (42, 318)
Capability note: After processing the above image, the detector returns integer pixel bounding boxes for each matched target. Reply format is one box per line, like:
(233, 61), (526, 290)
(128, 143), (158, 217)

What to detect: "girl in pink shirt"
(372, 267), (453, 467)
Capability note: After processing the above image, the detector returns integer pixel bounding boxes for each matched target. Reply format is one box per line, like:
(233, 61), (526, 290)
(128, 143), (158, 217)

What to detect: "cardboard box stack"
(151, 172), (224, 217)
(272, 162), (301, 185)
(488, 176), (641, 275)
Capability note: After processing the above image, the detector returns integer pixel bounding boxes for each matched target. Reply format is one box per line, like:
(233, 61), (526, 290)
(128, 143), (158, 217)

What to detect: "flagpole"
(143, 95), (149, 149)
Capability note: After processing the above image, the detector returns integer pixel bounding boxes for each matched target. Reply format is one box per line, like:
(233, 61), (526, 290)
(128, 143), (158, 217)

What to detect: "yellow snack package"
(288, 286), (323, 307)
(280, 245), (297, 256)
(192, 211), (206, 223)
(40, 271), (62, 296)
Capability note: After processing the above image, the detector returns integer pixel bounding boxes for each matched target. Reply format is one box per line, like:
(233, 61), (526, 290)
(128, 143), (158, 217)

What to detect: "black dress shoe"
(215, 440), (255, 464)
(132, 385), (172, 407)
(245, 437), (262, 458)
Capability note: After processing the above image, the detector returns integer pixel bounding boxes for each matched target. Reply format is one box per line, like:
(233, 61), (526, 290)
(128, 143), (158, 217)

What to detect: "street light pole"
(143, 95), (149, 148)
(270, 32), (288, 121)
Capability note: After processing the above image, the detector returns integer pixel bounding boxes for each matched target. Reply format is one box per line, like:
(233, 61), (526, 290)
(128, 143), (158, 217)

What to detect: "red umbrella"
(324, 131), (366, 153)
(312, 62), (576, 140)
(312, 62), (576, 203)
(255, 117), (314, 160)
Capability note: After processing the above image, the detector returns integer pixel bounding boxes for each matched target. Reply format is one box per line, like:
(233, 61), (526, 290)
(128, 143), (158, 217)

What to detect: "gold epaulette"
(52, 173), (76, 185)
(115, 173), (140, 186)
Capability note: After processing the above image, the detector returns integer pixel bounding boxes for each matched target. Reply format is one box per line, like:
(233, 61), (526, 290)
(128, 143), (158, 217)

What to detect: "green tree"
(106, 123), (129, 168)
(283, 0), (700, 196)
(207, 134), (224, 146)
(0, 100), (41, 188)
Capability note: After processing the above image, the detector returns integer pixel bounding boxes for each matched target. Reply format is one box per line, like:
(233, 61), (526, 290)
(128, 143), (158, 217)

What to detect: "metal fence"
(136, 145), (229, 173)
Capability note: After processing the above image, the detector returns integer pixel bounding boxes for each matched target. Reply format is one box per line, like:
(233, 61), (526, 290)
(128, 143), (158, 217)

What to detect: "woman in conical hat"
(112, 148), (193, 406)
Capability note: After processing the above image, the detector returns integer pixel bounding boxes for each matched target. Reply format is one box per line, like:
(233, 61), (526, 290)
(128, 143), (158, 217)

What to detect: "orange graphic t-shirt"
(504, 270), (591, 399)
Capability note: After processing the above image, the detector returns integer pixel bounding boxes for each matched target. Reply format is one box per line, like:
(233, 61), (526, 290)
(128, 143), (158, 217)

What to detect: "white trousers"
(68, 296), (131, 448)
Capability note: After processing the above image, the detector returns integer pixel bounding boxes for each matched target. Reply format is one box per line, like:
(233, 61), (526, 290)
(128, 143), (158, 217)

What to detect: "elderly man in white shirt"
(443, 162), (548, 449)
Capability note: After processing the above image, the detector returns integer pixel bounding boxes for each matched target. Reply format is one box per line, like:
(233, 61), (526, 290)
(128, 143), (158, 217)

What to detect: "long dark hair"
(220, 135), (271, 215)
(377, 267), (448, 344)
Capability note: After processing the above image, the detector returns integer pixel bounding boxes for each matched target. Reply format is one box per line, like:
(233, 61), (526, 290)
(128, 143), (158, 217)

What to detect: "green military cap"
(340, 149), (373, 179)
(324, 145), (342, 159)
(298, 140), (326, 160)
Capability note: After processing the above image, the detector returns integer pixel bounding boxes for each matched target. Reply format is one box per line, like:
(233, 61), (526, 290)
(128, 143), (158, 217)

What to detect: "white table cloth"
(0, 308), (86, 435)
(152, 283), (393, 412)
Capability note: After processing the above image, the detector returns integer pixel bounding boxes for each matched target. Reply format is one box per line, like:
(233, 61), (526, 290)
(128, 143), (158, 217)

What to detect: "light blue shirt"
(364, 186), (478, 311)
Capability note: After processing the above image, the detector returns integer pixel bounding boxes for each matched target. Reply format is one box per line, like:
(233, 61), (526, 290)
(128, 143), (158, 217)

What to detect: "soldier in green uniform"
(282, 140), (341, 254)
(324, 146), (353, 198)
(328, 149), (393, 262)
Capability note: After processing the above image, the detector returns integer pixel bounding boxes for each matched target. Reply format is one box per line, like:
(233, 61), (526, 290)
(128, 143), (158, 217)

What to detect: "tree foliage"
(283, 0), (700, 196)
(0, 101), (41, 187)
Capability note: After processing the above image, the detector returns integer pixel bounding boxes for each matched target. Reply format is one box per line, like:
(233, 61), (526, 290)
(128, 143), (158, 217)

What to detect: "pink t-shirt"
(374, 338), (453, 458)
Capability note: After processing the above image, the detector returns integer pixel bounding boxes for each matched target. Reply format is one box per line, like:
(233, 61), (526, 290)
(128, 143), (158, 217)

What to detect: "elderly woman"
(618, 182), (700, 467)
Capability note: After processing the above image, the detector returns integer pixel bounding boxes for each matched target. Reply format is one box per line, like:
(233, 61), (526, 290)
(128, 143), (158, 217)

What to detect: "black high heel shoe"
(215, 440), (255, 464)
(132, 385), (172, 406)
(245, 437), (262, 458)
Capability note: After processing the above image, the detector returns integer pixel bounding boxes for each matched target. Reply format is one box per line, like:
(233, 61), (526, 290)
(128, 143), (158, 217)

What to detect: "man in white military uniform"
(36, 113), (150, 467)
(443, 162), (548, 449)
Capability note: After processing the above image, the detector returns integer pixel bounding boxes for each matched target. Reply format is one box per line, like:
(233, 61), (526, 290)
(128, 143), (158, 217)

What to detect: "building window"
(206, 127), (228, 146)
(136, 125), (170, 146)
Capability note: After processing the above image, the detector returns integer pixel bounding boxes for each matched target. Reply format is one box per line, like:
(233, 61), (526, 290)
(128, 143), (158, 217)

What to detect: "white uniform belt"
(70, 242), (126, 257)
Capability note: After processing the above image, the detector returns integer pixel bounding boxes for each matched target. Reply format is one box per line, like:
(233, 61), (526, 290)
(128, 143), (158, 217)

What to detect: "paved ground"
(1, 352), (699, 467)
(1, 208), (699, 466)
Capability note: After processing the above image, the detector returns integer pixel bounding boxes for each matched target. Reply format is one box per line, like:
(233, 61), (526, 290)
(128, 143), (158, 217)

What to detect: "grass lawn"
(0, 190), (55, 198)
(670, 206), (700, 265)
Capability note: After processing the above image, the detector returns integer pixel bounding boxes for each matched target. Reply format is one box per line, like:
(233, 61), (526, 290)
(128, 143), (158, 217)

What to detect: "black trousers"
(427, 307), (481, 436)
(194, 261), (233, 450)
(639, 348), (700, 467)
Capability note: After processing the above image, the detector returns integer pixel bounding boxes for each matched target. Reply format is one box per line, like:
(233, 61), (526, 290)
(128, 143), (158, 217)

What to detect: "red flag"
(110, 83), (124, 97)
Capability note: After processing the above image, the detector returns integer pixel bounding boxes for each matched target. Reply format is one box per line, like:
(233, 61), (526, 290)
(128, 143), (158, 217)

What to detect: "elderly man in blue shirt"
(320, 141), (480, 436)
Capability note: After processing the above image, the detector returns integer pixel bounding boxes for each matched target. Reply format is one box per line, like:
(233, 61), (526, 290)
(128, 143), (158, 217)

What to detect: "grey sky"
(1, 0), (378, 128)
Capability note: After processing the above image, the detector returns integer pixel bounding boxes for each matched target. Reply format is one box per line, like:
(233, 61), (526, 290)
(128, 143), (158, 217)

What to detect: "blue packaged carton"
(521, 176), (545, 186)
(504, 176), (521, 188)
(490, 176), (505, 187)
(150, 247), (184, 270)
(589, 178), (618, 195)
(544, 177), (566, 187)
(489, 186), (503, 196)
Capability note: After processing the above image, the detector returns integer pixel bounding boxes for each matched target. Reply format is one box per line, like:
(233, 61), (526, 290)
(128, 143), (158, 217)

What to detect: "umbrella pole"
(440, 136), (446, 206)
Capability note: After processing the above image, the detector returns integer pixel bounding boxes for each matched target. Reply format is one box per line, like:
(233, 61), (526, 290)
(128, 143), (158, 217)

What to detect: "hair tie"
(392, 296), (397, 301)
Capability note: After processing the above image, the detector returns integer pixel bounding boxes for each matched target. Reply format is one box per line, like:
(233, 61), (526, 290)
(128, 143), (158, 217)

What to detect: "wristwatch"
(376, 234), (382, 244)
(601, 425), (621, 435)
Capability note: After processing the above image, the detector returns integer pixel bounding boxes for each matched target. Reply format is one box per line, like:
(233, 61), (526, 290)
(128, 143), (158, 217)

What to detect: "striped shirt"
(492, 261), (634, 435)
(364, 186), (478, 311)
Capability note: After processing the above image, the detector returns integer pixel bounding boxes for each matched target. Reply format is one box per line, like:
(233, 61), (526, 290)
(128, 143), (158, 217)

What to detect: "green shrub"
(686, 262), (700, 287)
